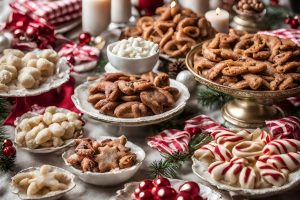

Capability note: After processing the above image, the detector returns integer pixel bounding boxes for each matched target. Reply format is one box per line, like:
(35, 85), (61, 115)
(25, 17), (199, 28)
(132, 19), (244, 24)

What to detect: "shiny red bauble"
(3, 139), (13, 147)
(134, 188), (142, 198)
(139, 179), (154, 191)
(284, 17), (292, 24)
(79, 32), (92, 46)
(156, 187), (177, 199)
(178, 182), (200, 196)
(2, 146), (16, 157)
(138, 190), (153, 200)
(153, 177), (171, 187)
(290, 18), (300, 29)
(176, 192), (192, 200)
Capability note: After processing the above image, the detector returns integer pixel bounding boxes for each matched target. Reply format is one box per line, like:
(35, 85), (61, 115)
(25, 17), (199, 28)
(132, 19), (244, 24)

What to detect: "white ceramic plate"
(104, 61), (160, 74)
(14, 108), (83, 153)
(62, 136), (146, 186)
(192, 157), (300, 198)
(10, 165), (76, 200)
(112, 178), (223, 200)
(0, 58), (70, 97)
(71, 79), (190, 127)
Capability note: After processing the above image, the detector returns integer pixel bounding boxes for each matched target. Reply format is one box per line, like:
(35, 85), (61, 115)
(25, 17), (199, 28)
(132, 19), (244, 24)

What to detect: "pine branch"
(197, 86), (232, 109)
(95, 60), (108, 73)
(0, 97), (9, 120)
(148, 133), (212, 178)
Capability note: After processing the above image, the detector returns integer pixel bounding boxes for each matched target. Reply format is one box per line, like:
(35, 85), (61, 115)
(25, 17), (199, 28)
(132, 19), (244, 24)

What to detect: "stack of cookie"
(88, 72), (180, 118)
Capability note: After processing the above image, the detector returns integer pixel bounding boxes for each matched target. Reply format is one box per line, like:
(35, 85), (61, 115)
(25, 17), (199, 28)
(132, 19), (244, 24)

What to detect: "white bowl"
(10, 166), (76, 200)
(107, 41), (159, 74)
(62, 136), (146, 186)
(72, 79), (190, 127)
(14, 107), (84, 154)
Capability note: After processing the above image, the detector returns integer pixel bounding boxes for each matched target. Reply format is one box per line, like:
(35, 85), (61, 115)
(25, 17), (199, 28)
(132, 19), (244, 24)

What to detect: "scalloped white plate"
(112, 178), (223, 200)
(71, 79), (190, 127)
(14, 107), (83, 153)
(0, 58), (70, 97)
(192, 156), (300, 198)
(10, 165), (76, 200)
(62, 136), (146, 186)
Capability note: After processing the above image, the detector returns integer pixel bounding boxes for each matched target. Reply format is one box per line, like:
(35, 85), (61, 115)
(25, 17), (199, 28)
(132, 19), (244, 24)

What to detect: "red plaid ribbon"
(266, 116), (300, 140)
(259, 28), (300, 46)
(58, 43), (100, 65)
(11, 0), (82, 27)
(147, 129), (191, 154)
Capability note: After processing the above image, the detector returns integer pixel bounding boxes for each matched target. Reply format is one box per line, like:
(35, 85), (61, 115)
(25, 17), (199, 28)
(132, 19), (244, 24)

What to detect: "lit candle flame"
(170, 1), (176, 8)
(216, 7), (221, 15)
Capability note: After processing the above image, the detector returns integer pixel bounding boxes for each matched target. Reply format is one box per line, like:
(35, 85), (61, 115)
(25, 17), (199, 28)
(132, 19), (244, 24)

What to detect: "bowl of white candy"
(107, 37), (159, 74)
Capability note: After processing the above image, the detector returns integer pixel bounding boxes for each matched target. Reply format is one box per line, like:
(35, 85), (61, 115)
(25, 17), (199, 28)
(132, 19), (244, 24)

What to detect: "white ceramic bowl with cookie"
(62, 136), (146, 186)
(10, 165), (76, 200)
(14, 106), (84, 154)
(107, 37), (159, 74)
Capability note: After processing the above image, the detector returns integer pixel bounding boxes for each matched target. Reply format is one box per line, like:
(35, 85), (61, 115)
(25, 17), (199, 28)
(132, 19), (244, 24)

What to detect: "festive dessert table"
(1, 0), (300, 200)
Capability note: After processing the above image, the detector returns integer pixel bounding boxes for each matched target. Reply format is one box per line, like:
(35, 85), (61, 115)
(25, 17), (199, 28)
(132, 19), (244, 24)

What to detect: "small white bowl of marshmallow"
(107, 37), (159, 74)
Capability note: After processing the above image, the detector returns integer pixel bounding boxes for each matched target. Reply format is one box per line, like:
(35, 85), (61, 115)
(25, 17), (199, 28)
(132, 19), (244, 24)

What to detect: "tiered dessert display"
(186, 29), (300, 127)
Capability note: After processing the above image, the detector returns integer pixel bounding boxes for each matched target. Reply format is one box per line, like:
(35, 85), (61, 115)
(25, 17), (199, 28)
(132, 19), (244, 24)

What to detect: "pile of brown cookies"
(236, 0), (265, 14)
(66, 136), (137, 173)
(88, 72), (180, 118)
(123, 3), (215, 58)
(193, 29), (300, 91)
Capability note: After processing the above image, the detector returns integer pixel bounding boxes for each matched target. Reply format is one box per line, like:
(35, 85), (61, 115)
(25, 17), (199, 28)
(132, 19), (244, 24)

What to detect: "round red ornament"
(156, 187), (177, 199)
(79, 32), (92, 46)
(3, 139), (13, 147)
(154, 177), (171, 187)
(270, 0), (279, 6)
(290, 18), (300, 29)
(138, 190), (153, 200)
(176, 192), (192, 200)
(178, 182), (200, 196)
(2, 146), (16, 157)
(139, 179), (154, 191)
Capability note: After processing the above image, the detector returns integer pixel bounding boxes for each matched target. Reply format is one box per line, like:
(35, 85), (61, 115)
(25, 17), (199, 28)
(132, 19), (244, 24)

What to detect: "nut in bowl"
(62, 135), (145, 186)
(14, 106), (84, 153)
(107, 37), (159, 74)
(11, 165), (76, 200)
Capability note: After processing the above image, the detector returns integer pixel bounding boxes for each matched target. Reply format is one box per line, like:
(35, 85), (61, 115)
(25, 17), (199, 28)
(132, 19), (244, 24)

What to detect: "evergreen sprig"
(0, 97), (9, 120)
(95, 59), (108, 73)
(197, 86), (232, 109)
(148, 133), (212, 179)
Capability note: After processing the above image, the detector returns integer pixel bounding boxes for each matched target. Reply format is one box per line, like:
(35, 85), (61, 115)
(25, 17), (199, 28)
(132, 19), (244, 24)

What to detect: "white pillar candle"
(82, 0), (111, 36)
(111, 0), (131, 23)
(205, 8), (229, 33)
(178, 0), (209, 15)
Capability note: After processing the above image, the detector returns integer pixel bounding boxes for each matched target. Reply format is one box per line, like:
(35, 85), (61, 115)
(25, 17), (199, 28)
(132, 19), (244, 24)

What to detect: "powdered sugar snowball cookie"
(263, 139), (300, 155)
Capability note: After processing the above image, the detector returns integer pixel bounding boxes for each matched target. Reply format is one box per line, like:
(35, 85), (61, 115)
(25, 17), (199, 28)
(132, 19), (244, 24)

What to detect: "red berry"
(290, 18), (299, 29)
(192, 195), (203, 200)
(156, 187), (177, 199)
(139, 179), (154, 191)
(134, 188), (142, 198)
(2, 146), (16, 157)
(176, 192), (192, 200)
(139, 190), (153, 200)
(3, 139), (13, 147)
(153, 177), (171, 187)
(79, 32), (92, 46)
(151, 186), (159, 196)
(178, 182), (200, 196)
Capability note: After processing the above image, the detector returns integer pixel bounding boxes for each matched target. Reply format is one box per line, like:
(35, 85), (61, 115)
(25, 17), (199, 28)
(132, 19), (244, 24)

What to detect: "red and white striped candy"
(194, 142), (232, 162)
(251, 128), (273, 144)
(262, 139), (300, 155)
(214, 144), (233, 161)
(256, 156), (287, 187)
(267, 152), (300, 172)
(239, 166), (257, 189)
(211, 130), (246, 150)
(232, 141), (264, 158)
(231, 157), (249, 165)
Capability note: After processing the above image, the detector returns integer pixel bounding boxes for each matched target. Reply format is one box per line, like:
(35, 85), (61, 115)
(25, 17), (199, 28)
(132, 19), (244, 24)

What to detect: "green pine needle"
(189, 133), (213, 152)
(197, 86), (232, 109)
(0, 97), (9, 120)
(149, 160), (180, 179)
(95, 60), (108, 73)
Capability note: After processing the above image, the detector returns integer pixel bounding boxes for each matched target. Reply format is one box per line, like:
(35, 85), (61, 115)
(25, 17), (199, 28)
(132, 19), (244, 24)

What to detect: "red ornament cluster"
(78, 32), (92, 46)
(4, 12), (56, 49)
(284, 16), (300, 29)
(133, 177), (204, 200)
(2, 139), (16, 157)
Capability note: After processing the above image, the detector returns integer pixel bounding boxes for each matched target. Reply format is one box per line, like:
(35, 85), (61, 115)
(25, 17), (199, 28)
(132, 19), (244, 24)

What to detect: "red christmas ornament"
(154, 177), (171, 187)
(138, 0), (164, 15)
(66, 56), (76, 65)
(290, 18), (300, 29)
(284, 17), (292, 24)
(3, 139), (13, 147)
(178, 182), (200, 196)
(176, 192), (192, 200)
(134, 188), (142, 198)
(79, 32), (92, 46)
(156, 187), (177, 199)
(270, 0), (279, 6)
(2, 146), (16, 157)
(139, 179), (154, 191)
(138, 190), (153, 200)
(192, 195), (203, 200)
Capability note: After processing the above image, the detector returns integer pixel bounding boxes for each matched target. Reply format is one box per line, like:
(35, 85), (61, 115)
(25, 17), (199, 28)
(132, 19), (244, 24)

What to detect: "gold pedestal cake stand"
(186, 43), (300, 128)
